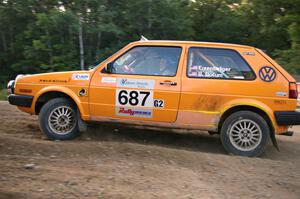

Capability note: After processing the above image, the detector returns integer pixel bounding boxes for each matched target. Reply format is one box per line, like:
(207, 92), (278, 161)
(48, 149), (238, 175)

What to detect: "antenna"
(140, 35), (148, 41)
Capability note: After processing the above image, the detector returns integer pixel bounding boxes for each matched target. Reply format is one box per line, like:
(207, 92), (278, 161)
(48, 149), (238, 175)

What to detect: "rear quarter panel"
(177, 45), (296, 134)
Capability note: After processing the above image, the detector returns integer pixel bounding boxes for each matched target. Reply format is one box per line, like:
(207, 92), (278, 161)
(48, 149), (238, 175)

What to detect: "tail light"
(289, 82), (298, 99)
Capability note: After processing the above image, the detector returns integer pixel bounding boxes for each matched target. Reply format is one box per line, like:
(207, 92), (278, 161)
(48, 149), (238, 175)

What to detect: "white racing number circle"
(116, 89), (153, 107)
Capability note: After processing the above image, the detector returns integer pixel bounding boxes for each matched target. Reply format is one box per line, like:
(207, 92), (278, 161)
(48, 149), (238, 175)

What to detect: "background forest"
(0, 0), (300, 88)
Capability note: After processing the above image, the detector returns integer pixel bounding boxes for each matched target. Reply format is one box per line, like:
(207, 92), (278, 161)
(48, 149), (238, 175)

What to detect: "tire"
(39, 98), (80, 140)
(220, 111), (269, 157)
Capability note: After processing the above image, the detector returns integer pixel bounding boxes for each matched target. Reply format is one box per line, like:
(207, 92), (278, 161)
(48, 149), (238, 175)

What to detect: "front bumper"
(8, 94), (33, 108)
(274, 111), (300, 125)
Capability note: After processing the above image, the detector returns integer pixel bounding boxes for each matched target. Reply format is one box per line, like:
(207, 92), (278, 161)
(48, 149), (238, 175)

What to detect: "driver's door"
(89, 45), (185, 123)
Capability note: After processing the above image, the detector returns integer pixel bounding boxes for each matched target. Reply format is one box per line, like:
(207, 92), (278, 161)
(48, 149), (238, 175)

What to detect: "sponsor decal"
(243, 52), (255, 56)
(197, 66), (231, 73)
(101, 77), (116, 83)
(72, 73), (90, 80)
(232, 76), (245, 79)
(19, 89), (32, 93)
(276, 92), (287, 97)
(117, 78), (155, 89)
(188, 65), (231, 78)
(40, 79), (68, 83)
(116, 107), (153, 118)
(274, 100), (287, 105)
(259, 66), (276, 82)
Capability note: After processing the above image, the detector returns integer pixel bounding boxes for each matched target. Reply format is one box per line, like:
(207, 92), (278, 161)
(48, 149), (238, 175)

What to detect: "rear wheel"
(220, 111), (269, 157)
(39, 98), (80, 140)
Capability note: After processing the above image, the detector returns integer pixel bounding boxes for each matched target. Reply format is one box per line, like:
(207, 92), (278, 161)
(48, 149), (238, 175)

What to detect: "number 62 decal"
(154, 99), (164, 108)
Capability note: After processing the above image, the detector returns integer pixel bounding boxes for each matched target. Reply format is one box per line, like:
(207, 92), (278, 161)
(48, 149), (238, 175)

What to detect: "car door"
(89, 44), (185, 123)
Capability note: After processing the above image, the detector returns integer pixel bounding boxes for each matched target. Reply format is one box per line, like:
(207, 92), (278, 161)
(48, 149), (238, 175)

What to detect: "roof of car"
(133, 40), (254, 49)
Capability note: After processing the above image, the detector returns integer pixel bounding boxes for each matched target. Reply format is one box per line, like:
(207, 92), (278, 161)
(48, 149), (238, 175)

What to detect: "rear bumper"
(274, 111), (300, 125)
(8, 94), (33, 108)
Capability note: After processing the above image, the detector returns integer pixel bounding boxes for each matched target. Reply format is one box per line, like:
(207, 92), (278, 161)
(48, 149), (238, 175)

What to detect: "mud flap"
(270, 130), (279, 151)
(77, 109), (87, 133)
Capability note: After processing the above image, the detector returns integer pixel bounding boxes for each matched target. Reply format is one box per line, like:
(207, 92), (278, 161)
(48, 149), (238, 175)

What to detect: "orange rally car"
(7, 38), (300, 157)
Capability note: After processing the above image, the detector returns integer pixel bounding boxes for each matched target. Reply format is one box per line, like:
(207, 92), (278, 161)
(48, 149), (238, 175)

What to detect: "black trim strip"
(274, 111), (300, 125)
(8, 94), (33, 108)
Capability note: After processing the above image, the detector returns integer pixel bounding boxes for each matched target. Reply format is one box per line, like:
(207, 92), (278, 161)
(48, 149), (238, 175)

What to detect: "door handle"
(160, 81), (177, 86)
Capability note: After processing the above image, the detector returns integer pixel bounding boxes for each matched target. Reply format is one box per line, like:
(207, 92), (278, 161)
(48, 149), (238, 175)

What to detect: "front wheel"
(220, 111), (269, 157)
(39, 98), (80, 140)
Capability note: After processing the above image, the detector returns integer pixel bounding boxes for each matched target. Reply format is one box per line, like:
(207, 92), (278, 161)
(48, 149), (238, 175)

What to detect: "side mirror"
(105, 62), (115, 74)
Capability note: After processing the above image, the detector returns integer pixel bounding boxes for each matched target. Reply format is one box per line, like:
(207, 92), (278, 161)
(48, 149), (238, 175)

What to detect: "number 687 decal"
(116, 89), (164, 108)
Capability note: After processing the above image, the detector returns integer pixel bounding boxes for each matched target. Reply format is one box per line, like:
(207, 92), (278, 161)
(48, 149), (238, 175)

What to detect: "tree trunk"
(9, 26), (14, 54)
(78, 19), (85, 70)
(1, 32), (7, 54)
(46, 29), (53, 67)
(95, 31), (102, 61)
(147, 0), (152, 34)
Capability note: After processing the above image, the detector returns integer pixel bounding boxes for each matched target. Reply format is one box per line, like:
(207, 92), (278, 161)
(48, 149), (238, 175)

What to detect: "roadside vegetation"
(0, 89), (8, 101)
(0, 0), (299, 83)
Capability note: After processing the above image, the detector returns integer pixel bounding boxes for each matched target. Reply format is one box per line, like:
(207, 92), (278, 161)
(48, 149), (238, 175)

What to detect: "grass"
(0, 89), (8, 101)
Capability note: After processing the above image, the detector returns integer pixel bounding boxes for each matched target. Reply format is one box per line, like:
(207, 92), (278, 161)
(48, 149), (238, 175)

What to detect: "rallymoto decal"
(101, 77), (116, 83)
(72, 73), (90, 80)
(116, 107), (153, 118)
(117, 78), (155, 89)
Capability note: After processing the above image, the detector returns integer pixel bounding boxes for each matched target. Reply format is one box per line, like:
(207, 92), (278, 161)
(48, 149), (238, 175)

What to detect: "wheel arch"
(218, 104), (279, 150)
(218, 105), (274, 133)
(33, 87), (84, 116)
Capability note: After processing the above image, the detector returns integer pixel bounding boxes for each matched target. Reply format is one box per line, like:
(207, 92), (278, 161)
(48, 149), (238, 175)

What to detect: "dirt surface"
(0, 101), (300, 199)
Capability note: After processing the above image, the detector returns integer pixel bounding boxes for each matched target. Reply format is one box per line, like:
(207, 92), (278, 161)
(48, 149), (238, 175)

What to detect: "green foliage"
(271, 0), (300, 75)
(0, 0), (300, 83)
(0, 89), (8, 100)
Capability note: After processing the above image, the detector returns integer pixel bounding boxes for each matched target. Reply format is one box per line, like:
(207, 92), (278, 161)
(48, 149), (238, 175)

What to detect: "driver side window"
(110, 46), (182, 77)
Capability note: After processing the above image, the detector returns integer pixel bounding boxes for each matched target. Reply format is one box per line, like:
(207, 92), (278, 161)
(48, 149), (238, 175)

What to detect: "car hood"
(16, 71), (92, 84)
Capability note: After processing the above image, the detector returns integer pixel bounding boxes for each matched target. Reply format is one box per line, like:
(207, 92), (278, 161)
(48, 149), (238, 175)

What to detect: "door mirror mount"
(105, 62), (115, 74)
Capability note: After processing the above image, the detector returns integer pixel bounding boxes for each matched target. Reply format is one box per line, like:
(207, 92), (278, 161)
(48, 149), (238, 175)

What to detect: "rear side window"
(187, 47), (255, 80)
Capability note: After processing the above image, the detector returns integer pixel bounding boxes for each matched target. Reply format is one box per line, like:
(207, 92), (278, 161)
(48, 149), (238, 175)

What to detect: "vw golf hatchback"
(7, 38), (300, 157)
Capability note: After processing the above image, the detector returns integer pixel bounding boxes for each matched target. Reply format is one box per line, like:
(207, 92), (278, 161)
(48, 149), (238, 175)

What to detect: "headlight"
(7, 80), (15, 94)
